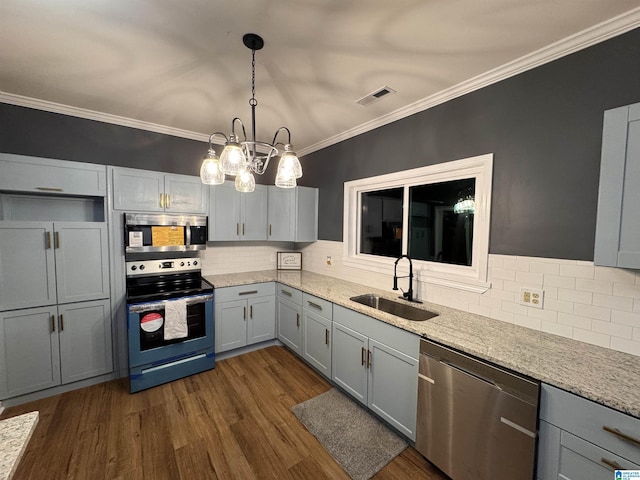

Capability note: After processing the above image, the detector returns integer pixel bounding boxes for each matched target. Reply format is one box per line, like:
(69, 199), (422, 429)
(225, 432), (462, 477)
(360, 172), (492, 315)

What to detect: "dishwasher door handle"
(441, 360), (501, 389)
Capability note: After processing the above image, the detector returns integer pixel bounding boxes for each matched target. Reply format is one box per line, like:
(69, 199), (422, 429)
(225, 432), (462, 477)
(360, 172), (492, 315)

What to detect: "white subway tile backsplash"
(296, 242), (640, 358)
(559, 264), (595, 279)
(592, 293), (634, 312)
(573, 303), (611, 322)
(613, 282), (640, 299)
(611, 310), (640, 327)
(591, 319), (632, 339)
(573, 328), (610, 348)
(558, 288), (592, 305)
(575, 278), (613, 295)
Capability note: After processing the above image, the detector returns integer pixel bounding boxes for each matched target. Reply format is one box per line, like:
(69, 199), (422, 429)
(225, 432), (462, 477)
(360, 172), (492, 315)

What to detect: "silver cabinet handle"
(281, 289), (292, 297)
(601, 457), (623, 471)
(239, 290), (258, 296)
(45, 231), (51, 249)
(54, 231), (60, 249)
(242, 223), (245, 236)
(237, 223), (240, 236)
(36, 187), (63, 192)
(50, 315), (56, 332)
(269, 224), (272, 236)
(603, 426), (640, 446)
(307, 301), (322, 310)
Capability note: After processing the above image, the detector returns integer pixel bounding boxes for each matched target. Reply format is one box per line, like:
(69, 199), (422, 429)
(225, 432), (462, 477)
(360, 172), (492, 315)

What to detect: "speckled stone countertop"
(204, 270), (640, 418)
(0, 411), (38, 480)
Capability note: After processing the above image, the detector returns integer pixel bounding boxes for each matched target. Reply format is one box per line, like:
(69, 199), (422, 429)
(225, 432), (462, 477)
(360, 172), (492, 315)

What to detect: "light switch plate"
(520, 287), (544, 309)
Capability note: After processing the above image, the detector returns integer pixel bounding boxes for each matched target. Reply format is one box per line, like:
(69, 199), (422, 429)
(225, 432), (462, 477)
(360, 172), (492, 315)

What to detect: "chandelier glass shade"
(200, 33), (302, 192)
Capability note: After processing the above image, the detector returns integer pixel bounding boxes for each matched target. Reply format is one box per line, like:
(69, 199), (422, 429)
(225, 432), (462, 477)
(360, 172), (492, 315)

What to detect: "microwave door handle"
(185, 222), (191, 246)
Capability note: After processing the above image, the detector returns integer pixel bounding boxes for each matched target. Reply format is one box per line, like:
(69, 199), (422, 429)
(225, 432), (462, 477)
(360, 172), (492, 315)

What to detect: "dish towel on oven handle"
(164, 298), (188, 340)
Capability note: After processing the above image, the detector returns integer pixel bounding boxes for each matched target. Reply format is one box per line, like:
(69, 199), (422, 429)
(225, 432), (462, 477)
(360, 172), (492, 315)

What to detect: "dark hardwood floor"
(2, 346), (447, 479)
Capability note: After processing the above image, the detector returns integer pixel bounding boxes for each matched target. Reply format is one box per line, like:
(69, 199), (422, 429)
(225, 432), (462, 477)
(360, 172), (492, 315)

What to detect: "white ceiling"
(1, 0), (640, 155)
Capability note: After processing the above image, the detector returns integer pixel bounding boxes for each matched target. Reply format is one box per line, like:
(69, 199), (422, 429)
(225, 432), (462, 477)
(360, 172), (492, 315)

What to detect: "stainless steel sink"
(349, 294), (438, 321)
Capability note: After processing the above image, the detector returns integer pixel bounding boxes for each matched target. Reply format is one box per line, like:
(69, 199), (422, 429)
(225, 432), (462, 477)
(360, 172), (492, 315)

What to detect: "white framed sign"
(277, 251), (302, 270)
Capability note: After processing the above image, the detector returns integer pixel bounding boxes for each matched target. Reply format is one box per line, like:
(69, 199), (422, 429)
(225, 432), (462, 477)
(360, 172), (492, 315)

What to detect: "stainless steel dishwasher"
(415, 338), (540, 480)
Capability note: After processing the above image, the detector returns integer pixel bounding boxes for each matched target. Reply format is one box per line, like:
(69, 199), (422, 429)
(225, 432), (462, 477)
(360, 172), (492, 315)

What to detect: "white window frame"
(343, 154), (493, 293)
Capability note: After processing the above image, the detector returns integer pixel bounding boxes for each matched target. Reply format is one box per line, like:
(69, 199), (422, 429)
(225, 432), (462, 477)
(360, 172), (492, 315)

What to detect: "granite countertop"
(204, 270), (640, 418)
(0, 411), (38, 480)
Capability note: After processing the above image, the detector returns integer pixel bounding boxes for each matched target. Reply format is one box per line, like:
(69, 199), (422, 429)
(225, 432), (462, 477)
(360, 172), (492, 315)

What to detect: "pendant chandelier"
(200, 33), (302, 192)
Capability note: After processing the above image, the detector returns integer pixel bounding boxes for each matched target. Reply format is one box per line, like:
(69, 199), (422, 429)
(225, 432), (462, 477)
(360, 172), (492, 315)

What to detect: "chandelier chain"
(249, 48), (257, 107)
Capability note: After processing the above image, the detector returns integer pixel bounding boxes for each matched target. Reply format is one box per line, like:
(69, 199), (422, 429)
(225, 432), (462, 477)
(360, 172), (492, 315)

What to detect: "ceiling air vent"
(356, 86), (397, 107)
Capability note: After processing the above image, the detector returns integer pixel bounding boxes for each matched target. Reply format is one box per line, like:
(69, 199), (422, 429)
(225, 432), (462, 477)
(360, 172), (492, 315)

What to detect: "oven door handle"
(128, 294), (213, 313)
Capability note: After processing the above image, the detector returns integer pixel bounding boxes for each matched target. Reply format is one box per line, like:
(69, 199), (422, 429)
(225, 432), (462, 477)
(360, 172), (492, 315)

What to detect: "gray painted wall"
(303, 27), (640, 261)
(1, 28), (639, 261)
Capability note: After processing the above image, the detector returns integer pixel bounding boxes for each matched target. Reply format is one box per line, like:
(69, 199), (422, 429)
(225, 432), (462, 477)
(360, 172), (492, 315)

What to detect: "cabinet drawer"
(333, 305), (419, 359)
(559, 430), (640, 477)
(541, 383), (640, 464)
(215, 283), (275, 302)
(302, 293), (332, 320)
(277, 284), (302, 305)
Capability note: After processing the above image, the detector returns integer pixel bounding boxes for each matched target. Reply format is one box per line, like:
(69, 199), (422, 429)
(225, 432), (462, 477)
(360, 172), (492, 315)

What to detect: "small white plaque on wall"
(277, 252), (302, 270)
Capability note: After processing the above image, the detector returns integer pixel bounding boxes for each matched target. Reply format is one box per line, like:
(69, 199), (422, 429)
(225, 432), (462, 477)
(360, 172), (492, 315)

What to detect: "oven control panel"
(126, 257), (201, 276)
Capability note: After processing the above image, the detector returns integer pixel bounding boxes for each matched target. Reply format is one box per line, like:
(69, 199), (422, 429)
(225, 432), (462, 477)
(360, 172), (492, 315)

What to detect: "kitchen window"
(343, 154), (493, 293)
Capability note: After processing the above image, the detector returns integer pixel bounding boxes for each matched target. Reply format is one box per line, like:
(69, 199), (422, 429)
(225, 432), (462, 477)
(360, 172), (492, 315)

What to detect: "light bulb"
(220, 141), (247, 176)
(235, 168), (256, 193)
(199, 150), (225, 185)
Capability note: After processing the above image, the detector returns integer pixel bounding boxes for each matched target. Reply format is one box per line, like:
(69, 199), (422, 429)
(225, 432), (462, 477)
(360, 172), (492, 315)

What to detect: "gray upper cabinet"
(0, 154), (107, 197)
(0, 221), (109, 311)
(111, 166), (208, 214)
(267, 186), (318, 242)
(594, 102), (640, 268)
(209, 181), (268, 241)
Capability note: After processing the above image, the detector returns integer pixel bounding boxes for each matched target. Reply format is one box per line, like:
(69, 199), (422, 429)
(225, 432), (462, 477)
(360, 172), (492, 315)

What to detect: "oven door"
(127, 293), (213, 368)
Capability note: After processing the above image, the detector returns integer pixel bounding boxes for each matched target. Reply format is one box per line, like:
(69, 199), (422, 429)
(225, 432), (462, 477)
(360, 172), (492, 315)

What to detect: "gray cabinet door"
(215, 299), (247, 353)
(302, 309), (331, 378)
(277, 296), (302, 354)
(242, 184), (268, 241)
(368, 338), (418, 440)
(54, 222), (109, 304)
(268, 187), (294, 241)
(0, 306), (61, 399)
(331, 322), (368, 406)
(0, 221), (56, 311)
(58, 299), (113, 384)
(247, 296), (276, 345)
(112, 167), (164, 212)
(595, 102), (640, 268)
(209, 181), (241, 241)
(164, 173), (209, 214)
(295, 186), (319, 242)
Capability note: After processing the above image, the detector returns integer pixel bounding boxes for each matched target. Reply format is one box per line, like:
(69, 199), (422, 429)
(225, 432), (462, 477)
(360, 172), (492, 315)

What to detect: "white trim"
(1, 9), (638, 155)
(343, 154), (493, 293)
(0, 92), (216, 144)
(297, 8), (640, 156)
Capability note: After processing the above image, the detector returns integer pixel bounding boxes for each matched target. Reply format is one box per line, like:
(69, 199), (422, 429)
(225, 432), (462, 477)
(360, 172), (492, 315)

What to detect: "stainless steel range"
(125, 256), (214, 393)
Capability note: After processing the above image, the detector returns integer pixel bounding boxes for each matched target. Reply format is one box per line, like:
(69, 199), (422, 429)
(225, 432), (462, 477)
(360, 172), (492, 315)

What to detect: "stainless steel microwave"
(124, 213), (207, 253)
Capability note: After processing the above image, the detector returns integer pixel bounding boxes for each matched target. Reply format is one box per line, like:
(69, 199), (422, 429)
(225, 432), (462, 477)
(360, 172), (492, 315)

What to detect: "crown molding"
(2, 7), (639, 156)
(0, 91), (212, 143)
(297, 7), (640, 157)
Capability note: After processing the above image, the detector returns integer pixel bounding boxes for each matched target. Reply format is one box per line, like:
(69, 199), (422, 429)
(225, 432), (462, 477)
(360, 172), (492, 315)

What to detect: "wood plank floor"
(2, 346), (448, 480)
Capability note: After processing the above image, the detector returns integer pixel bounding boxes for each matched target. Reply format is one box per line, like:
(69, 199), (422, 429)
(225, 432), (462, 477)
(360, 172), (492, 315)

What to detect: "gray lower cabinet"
(0, 299), (112, 399)
(537, 383), (640, 479)
(277, 285), (303, 355)
(215, 283), (276, 353)
(332, 304), (420, 441)
(595, 101), (640, 268)
(209, 181), (268, 241)
(301, 293), (332, 378)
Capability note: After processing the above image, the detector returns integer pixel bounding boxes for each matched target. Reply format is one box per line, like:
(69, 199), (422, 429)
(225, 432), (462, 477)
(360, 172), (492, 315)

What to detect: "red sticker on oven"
(140, 312), (163, 332)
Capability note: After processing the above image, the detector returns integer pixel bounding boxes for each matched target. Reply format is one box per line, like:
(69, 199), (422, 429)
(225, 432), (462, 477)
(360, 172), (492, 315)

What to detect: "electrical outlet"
(326, 256), (332, 266)
(520, 287), (544, 309)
